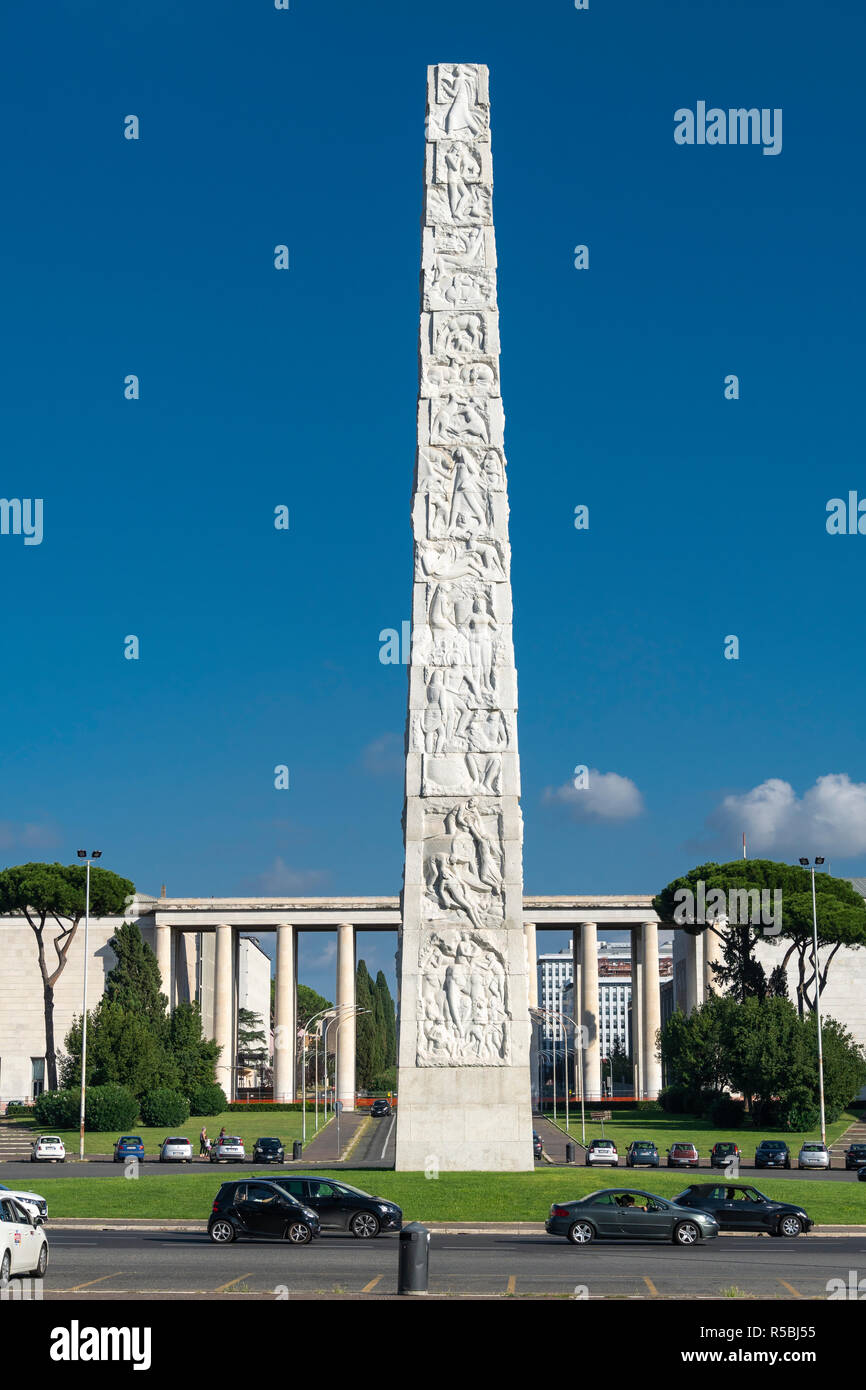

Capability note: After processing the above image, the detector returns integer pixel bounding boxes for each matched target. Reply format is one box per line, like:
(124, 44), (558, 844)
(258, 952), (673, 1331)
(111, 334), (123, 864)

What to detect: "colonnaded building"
(1, 890), (865, 1110)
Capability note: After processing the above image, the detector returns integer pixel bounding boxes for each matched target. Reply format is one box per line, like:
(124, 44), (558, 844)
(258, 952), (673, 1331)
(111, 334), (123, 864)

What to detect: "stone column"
(630, 926), (644, 1098)
(525, 923), (538, 1008)
(273, 925), (297, 1103)
(641, 921), (663, 1101)
(572, 927), (583, 1102)
(213, 924), (234, 1100)
(155, 923), (173, 1009)
(704, 921), (724, 999)
(336, 923), (356, 1112)
(581, 922), (601, 1102)
(684, 930), (703, 1014)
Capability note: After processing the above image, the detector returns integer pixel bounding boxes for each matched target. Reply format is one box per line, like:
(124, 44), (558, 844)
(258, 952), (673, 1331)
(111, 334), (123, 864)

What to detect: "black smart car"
(755, 1140), (791, 1169)
(674, 1182), (812, 1237)
(370, 1099), (392, 1117)
(208, 1180), (320, 1245)
(271, 1175), (402, 1238)
(844, 1143), (866, 1171)
(252, 1137), (285, 1164)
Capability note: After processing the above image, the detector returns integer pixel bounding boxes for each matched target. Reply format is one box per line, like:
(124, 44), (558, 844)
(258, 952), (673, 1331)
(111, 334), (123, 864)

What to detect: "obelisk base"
(394, 1066), (534, 1171)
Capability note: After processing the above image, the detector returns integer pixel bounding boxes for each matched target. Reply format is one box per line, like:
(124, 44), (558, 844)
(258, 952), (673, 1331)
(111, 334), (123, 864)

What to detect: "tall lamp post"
(77, 849), (102, 1160)
(799, 856), (827, 1146)
(531, 1005), (585, 1145)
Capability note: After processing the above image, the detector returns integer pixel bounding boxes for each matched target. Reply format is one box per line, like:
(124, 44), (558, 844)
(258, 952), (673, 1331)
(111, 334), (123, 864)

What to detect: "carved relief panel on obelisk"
(394, 64), (533, 1171)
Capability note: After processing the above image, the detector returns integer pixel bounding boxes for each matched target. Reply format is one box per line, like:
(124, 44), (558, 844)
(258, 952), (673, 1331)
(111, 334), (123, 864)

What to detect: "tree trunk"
(43, 978), (57, 1092)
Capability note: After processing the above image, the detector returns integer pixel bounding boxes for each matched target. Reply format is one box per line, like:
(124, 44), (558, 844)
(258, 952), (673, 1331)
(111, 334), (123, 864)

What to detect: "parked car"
(533, 1131), (543, 1160)
(674, 1182), (812, 1237)
(271, 1175), (403, 1238)
(252, 1137), (284, 1164)
(626, 1141), (659, 1168)
(31, 1136), (65, 1164)
(545, 1188), (719, 1246)
(667, 1142), (699, 1169)
(159, 1136), (193, 1164)
(113, 1136), (146, 1163)
(208, 1180), (320, 1245)
(0, 1196), (48, 1285)
(370, 1099), (392, 1117)
(859, 1166), (866, 1183)
(844, 1143), (866, 1171)
(0, 1183), (47, 1224)
(755, 1140), (791, 1169)
(210, 1136), (246, 1164)
(585, 1139), (618, 1167)
(709, 1142), (741, 1168)
(798, 1142), (830, 1171)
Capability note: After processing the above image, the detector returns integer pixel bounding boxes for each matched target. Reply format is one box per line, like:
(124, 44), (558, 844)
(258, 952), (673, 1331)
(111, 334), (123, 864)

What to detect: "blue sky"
(1, 0), (863, 997)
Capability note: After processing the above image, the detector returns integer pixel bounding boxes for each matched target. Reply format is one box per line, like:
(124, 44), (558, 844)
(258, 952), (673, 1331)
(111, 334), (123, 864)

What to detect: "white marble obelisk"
(394, 63), (533, 1171)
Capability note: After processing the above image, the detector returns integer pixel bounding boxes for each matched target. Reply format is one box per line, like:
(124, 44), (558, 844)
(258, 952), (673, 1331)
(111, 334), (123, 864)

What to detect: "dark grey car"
(545, 1188), (719, 1246)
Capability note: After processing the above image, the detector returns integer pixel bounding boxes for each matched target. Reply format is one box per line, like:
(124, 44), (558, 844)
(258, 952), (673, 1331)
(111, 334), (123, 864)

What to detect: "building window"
(31, 1058), (45, 1099)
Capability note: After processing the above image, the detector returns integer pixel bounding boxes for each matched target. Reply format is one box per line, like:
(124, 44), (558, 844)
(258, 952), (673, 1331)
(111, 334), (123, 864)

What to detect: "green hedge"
(227, 1101), (318, 1112)
(34, 1086), (138, 1132)
(5, 1104), (35, 1118)
(189, 1084), (228, 1117)
(84, 1084), (138, 1132)
(34, 1089), (80, 1129)
(139, 1088), (190, 1128)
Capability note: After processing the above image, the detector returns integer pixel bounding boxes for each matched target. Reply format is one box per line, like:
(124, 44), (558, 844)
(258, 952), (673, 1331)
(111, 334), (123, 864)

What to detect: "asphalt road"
(35, 1228), (866, 1298)
(3, 1158), (862, 1183)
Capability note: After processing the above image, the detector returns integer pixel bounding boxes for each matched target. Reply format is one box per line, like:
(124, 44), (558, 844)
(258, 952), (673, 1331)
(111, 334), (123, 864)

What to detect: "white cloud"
(709, 774), (866, 859)
(360, 732), (404, 777)
(0, 821), (62, 851)
(246, 857), (329, 895)
(543, 769), (645, 822)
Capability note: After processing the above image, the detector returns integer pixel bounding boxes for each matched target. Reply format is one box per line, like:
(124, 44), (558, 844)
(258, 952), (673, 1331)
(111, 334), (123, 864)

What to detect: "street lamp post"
(799, 856), (827, 1146)
(531, 1005), (585, 1145)
(77, 850), (102, 1161)
(334, 1007), (370, 1157)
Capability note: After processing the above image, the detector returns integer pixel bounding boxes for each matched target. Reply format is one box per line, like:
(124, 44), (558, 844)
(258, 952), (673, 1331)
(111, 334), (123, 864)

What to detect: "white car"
(0, 1183), (47, 1224)
(159, 1136), (193, 1163)
(798, 1142), (830, 1170)
(209, 1136), (246, 1163)
(585, 1139), (619, 1167)
(31, 1135), (65, 1163)
(0, 1195), (48, 1285)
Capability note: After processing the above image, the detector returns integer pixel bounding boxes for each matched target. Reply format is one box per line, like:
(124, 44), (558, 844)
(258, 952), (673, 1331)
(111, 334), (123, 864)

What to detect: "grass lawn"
(545, 1105), (858, 1157)
(29, 1168), (866, 1226)
(7, 1110), (330, 1156)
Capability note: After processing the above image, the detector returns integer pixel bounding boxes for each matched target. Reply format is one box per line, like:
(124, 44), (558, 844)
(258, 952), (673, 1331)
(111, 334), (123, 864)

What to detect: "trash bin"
(566, 1143), (575, 1164)
(292, 1140), (302, 1161)
(397, 1221), (430, 1295)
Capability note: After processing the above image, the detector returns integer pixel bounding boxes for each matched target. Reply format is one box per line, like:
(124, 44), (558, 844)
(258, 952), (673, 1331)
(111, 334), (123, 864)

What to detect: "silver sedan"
(797, 1142), (830, 1170)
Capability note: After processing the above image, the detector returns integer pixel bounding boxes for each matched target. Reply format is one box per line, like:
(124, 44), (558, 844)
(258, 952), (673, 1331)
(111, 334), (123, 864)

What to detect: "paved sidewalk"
(300, 1111), (369, 1162)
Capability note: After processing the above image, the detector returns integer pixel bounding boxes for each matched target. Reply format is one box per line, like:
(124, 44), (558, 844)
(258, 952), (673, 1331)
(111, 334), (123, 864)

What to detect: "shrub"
(84, 1083), (138, 1132)
(5, 1104), (35, 1118)
(189, 1084), (228, 1117)
(34, 1089), (79, 1130)
(708, 1094), (746, 1129)
(658, 1084), (704, 1114)
(751, 1098), (783, 1128)
(226, 1101), (318, 1112)
(139, 1088), (189, 1128)
(779, 1087), (820, 1133)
